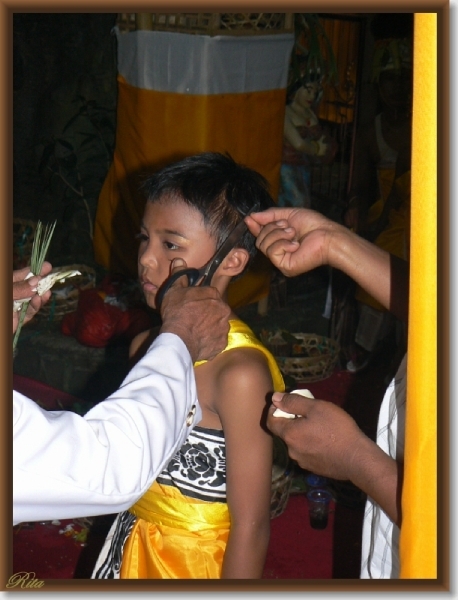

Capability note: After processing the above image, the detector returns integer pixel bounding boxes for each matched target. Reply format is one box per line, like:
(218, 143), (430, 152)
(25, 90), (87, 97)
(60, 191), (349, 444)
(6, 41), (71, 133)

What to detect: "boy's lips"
(141, 278), (158, 293)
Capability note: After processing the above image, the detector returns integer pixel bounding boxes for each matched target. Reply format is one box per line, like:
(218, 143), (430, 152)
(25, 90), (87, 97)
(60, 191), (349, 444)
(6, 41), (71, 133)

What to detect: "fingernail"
(284, 227), (294, 233)
(272, 392), (285, 402)
(28, 276), (40, 288)
(173, 258), (185, 268)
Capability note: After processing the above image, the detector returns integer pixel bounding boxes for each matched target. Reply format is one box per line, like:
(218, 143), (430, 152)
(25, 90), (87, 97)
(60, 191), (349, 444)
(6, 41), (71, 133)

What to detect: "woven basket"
(270, 436), (293, 519)
(13, 218), (36, 270)
(260, 329), (294, 357)
(37, 264), (96, 321)
(266, 332), (340, 383)
(117, 13), (293, 36)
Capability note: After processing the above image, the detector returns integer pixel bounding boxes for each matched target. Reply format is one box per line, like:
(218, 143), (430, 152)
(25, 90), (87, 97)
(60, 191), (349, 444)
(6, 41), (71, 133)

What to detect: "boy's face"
(138, 198), (217, 309)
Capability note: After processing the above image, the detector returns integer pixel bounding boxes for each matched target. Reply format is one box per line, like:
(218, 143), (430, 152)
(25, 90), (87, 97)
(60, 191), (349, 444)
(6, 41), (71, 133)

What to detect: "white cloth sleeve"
(13, 333), (201, 525)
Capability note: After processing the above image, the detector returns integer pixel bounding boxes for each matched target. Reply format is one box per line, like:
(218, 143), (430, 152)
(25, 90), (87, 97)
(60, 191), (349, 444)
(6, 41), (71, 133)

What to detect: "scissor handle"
(155, 268), (202, 311)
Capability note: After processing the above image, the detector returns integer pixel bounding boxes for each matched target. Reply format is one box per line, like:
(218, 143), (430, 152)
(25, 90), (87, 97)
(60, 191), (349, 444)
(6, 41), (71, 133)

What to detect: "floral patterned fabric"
(156, 426), (226, 502)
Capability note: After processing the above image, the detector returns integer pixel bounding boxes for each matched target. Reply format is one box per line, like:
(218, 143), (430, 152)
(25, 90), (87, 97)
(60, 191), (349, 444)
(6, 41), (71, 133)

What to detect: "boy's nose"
(139, 243), (158, 268)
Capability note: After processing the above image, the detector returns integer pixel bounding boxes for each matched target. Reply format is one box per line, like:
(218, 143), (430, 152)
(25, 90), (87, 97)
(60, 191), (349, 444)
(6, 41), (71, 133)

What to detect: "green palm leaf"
(13, 220), (56, 353)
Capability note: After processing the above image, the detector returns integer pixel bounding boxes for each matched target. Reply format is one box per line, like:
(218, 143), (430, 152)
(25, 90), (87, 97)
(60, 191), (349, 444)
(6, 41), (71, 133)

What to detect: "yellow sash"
(130, 482), (230, 531)
(122, 481), (230, 578)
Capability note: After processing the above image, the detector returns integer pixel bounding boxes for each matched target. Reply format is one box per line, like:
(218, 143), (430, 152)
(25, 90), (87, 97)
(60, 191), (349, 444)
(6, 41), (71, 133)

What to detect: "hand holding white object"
(13, 268), (81, 312)
(272, 388), (315, 418)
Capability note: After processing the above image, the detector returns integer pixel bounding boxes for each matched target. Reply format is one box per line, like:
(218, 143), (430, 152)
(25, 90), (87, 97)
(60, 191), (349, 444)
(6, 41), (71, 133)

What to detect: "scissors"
(155, 202), (260, 311)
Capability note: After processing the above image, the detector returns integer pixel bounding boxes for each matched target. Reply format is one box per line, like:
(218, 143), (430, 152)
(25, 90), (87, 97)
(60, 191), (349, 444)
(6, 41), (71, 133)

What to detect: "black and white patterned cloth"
(157, 426), (227, 502)
(92, 511), (136, 579)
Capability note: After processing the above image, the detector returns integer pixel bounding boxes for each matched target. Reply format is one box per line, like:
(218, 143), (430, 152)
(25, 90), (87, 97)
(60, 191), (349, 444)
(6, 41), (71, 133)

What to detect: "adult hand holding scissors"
(159, 258), (231, 363)
(156, 205), (259, 311)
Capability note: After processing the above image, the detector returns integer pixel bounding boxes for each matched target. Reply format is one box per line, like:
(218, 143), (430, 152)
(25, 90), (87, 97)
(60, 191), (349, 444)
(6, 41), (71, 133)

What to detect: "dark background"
(13, 13), (118, 268)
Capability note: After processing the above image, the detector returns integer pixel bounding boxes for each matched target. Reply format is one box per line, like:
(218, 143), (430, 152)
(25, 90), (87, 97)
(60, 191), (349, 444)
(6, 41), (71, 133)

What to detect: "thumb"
(165, 258), (190, 293)
(13, 266), (33, 284)
(246, 207), (287, 227)
(272, 390), (315, 418)
(170, 258), (188, 287)
(244, 214), (262, 237)
(170, 258), (187, 273)
(13, 278), (39, 302)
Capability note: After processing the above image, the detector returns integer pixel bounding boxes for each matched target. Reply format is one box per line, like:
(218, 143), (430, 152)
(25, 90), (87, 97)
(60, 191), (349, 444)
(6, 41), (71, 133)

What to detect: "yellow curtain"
(400, 13), (437, 578)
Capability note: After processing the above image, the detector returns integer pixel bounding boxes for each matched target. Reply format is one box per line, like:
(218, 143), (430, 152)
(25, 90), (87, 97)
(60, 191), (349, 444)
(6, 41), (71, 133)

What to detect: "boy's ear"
(221, 248), (250, 277)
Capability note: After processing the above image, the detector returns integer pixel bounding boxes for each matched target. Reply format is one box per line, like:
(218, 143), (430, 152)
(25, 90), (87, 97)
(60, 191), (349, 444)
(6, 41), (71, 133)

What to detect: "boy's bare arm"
(217, 350), (274, 578)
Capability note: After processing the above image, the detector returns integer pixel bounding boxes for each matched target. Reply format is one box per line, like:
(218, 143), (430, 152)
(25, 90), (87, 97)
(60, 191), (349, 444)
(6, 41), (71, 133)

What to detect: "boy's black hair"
(141, 152), (275, 265)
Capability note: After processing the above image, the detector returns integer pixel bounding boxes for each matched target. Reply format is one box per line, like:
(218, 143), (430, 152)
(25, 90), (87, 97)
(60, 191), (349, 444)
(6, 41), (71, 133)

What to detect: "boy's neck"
(213, 278), (238, 320)
(214, 278), (229, 302)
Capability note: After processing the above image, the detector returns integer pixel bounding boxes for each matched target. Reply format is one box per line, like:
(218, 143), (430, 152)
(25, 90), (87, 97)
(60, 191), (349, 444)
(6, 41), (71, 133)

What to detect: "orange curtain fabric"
(94, 79), (287, 307)
(400, 12), (437, 578)
(317, 16), (361, 125)
(93, 31), (293, 308)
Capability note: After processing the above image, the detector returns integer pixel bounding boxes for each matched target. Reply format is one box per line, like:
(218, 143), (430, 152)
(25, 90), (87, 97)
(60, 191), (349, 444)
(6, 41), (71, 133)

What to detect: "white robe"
(13, 333), (201, 525)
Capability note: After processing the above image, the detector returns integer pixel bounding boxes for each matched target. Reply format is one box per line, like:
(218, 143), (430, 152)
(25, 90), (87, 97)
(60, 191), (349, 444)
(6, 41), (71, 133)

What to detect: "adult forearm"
(13, 333), (200, 524)
(348, 435), (402, 526)
(327, 227), (408, 322)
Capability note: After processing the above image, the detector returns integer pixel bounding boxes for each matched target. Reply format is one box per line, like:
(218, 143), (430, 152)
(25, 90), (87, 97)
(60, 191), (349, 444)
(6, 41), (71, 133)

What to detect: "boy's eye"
(164, 241), (179, 251)
(135, 232), (149, 242)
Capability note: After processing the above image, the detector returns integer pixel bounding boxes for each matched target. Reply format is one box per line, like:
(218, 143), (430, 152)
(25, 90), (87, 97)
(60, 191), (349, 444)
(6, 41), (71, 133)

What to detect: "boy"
(93, 153), (285, 579)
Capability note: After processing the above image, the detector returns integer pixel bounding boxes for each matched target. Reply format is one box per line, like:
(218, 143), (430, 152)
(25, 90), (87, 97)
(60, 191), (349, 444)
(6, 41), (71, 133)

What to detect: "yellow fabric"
(129, 481), (231, 532)
(356, 170), (411, 310)
(93, 76), (287, 308)
(317, 17), (359, 124)
(372, 171), (411, 258)
(367, 168), (397, 224)
(400, 13), (437, 579)
(121, 482), (230, 579)
(122, 319), (284, 578)
(194, 319), (286, 393)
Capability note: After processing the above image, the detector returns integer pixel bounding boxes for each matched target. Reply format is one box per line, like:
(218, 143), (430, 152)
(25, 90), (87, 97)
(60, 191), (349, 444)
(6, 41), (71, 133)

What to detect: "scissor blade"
(195, 201), (260, 286)
(210, 220), (248, 266)
(200, 218), (253, 286)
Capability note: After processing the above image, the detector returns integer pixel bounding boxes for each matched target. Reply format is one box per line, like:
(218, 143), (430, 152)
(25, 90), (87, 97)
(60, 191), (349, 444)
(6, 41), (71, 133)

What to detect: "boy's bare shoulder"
(211, 347), (273, 422)
(216, 347), (271, 386)
(130, 326), (161, 360)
